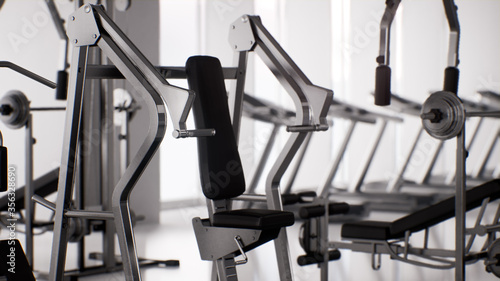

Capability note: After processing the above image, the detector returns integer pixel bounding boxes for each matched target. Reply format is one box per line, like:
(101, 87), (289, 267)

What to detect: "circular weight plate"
(68, 217), (86, 243)
(0, 90), (30, 129)
(421, 91), (465, 140)
(487, 239), (500, 278)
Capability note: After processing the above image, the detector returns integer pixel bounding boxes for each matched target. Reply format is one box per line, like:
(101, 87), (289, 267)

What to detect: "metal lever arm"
(230, 15), (333, 131)
(443, 0), (460, 68)
(86, 5), (198, 138)
(442, 0), (460, 94)
(0, 61), (56, 89)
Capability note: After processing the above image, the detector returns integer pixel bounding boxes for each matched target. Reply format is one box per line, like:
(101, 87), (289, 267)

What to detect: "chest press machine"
(29, 4), (215, 281)
(187, 14), (333, 281)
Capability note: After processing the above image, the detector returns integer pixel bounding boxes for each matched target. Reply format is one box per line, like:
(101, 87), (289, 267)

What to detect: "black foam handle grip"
(328, 202), (350, 215)
(0, 146), (7, 192)
(297, 250), (341, 266)
(299, 202), (351, 219)
(443, 66), (459, 94)
(55, 70), (68, 100)
(374, 65), (392, 106)
(281, 194), (300, 205)
(299, 205), (325, 219)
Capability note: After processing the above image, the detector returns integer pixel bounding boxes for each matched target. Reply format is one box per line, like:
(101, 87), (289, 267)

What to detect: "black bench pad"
(213, 209), (295, 230)
(342, 179), (500, 240)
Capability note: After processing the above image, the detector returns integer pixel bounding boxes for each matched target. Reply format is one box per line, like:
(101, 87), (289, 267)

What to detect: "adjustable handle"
(443, 66), (459, 94)
(172, 129), (216, 139)
(374, 65), (392, 106)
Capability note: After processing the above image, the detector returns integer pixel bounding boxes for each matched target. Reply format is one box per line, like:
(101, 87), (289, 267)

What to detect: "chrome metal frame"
(41, 4), (202, 281)
(228, 14), (333, 280)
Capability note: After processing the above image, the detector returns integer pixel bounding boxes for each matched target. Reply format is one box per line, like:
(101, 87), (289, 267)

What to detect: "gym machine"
(31, 4), (212, 281)
(188, 13), (333, 280)
(0, 47), (60, 271)
(0, 90), (64, 267)
(332, 93), (500, 280)
(332, 0), (500, 280)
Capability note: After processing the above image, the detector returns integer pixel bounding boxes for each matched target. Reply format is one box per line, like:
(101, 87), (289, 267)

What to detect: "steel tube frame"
(48, 4), (196, 281)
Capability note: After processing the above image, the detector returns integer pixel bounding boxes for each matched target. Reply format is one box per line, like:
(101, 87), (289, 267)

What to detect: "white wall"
(159, 0), (500, 280)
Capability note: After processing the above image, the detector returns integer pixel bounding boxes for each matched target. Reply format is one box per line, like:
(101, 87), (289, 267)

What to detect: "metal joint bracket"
(67, 4), (101, 47)
(229, 15), (256, 52)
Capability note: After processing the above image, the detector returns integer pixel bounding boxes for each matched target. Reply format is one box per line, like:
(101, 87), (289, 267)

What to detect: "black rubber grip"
(443, 66), (459, 94)
(299, 205), (326, 219)
(297, 191), (317, 200)
(55, 70), (68, 100)
(299, 202), (351, 219)
(0, 146), (7, 192)
(281, 194), (300, 205)
(374, 65), (392, 106)
(297, 250), (341, 266)
(328, 202), (350, 215)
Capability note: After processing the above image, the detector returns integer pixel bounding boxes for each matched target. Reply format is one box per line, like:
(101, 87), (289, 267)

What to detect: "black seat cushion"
(213, 209), (295, 230)
(342, 179), (500, 240)
(186, 56), (246, 200)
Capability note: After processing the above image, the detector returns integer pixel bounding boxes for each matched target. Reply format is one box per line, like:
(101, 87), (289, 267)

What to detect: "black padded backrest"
(391, 179), (500, 237)
(186, 56), (246, 200)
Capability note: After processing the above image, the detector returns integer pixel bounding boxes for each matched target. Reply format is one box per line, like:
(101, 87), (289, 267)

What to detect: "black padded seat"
(342, 179), (500, 240)
(213, 209), (295, 230)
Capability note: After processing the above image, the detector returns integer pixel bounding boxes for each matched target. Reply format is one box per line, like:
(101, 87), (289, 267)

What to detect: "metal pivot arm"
(442, 0), (460, 94)
(374, 0), (400, 106)
(47, 4), (199, 281)
(229, 15), (333, 133)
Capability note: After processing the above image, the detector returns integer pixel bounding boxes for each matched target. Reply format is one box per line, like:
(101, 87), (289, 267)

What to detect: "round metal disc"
(115, 0), (131, 12)
(487, 239), (500, 278)
(421, 91), (465, 140)
(0, 90), (30, 129)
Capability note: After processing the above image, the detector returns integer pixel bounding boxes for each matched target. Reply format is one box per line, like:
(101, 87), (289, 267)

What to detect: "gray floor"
(5, 203), (500, 280)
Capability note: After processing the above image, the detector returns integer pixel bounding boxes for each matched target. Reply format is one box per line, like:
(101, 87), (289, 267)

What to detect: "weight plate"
(421, 91), (465, 140)
(0, 90), (30, 129)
